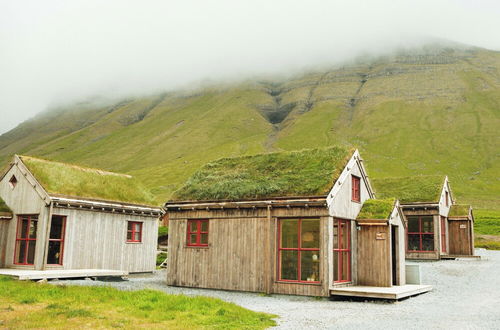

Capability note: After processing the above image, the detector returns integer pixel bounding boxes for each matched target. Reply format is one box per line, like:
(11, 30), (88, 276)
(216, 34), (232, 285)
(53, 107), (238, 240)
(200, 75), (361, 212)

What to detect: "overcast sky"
(1, 0), (499, 134)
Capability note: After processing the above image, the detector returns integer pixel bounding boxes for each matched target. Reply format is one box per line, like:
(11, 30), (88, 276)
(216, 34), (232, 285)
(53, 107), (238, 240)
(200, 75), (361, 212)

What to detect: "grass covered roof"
(357, 199), (396, 220)
(20, 156), (156, 206)
(372, 175), (445, 203)
(0, 197), (12, 216)
(172, 146), (354, 201)
(449, 204), (471, 217)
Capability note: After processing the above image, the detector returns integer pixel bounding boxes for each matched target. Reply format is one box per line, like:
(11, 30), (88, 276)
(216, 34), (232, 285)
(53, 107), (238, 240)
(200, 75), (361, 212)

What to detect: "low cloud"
(1, 0), (499, 133)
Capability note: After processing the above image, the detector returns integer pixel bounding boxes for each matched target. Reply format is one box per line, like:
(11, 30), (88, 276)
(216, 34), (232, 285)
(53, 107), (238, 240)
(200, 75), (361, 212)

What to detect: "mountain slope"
(0, 46), (499, 209)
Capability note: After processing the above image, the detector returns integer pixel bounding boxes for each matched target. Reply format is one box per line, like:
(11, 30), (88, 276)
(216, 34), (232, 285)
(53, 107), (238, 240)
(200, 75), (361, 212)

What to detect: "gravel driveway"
(53, 249), (500, 329)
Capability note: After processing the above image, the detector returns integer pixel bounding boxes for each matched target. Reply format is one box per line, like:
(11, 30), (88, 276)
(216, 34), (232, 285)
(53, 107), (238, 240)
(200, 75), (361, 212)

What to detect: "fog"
(1, 0), (499, 134)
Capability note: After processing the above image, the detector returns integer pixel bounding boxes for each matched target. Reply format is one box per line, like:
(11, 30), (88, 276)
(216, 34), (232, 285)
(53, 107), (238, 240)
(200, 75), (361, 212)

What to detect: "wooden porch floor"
(0, 269), (128, 280)
(331, 284), (432, 300)
(441, 255), (481, 260)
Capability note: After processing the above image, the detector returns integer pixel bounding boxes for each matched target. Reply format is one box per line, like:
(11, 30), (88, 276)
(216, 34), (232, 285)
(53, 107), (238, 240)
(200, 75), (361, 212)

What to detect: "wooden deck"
(0, 269), (128, 280)
(331, 284), (432, 300)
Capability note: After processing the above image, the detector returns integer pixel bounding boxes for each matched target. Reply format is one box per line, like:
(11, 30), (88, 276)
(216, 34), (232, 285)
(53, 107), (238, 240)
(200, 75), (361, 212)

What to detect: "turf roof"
(172, 146), (354, 201)
(0, 196), (12, 216)
(357, 199), (396, 220)
(20, 156), (157, 206)
(371, 175), (445, 203)
(448, 204), (471, 217)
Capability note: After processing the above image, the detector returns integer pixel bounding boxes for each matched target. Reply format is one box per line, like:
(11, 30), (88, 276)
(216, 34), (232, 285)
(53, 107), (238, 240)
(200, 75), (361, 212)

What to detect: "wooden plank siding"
(0, 220), (10, 267)
(356, 225), (391, 287)
(167, 206), (331, 297)
(52, 208), (158, 273)
(448, 219), (474, 256)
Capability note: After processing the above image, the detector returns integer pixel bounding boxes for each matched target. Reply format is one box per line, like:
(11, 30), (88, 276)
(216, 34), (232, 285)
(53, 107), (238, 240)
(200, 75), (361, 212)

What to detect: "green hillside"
(1, 46), (499, 217)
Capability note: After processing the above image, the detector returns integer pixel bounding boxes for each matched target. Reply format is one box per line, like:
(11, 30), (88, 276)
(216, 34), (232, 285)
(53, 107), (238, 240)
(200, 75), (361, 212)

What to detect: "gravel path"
(52, 249), (500, 329)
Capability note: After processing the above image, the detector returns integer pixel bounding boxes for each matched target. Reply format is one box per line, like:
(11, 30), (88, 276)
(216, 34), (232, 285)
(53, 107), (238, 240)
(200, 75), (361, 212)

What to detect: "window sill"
(126, 241), (143, 244)
(407, 250), (436, 253)
(276, 280), (321, 286)
(333, 281), (352, 286)
(351, 200), (361, 204)
(186, 245), (209, 249)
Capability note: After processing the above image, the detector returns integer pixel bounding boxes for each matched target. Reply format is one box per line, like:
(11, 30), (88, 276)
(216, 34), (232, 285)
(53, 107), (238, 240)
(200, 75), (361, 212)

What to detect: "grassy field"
(474, 209), (500, 250)
(0, 276), (276, 329)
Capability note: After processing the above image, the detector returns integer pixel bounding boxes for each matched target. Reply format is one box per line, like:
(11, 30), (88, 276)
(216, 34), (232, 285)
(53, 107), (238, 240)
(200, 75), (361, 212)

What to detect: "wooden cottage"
(0, 155), (162, 273)
(355, 199), (406, 287)
(447, 204), (475, 257)
(165, 147), (417, 297)
(373, 176), (475, 260)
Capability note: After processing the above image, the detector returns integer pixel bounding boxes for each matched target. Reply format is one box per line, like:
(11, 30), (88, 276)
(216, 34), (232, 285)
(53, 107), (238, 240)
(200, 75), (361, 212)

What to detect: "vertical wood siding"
(55, 207), (158, 272)
(356, 225), (391, 287)
(448, 220), (474, 256)
(0, 163), (49, 270)
(167, 207), (330, 297)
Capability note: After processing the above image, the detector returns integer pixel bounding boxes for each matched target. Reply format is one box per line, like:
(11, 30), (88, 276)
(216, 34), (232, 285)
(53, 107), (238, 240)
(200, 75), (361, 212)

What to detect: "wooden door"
(448, 220), (471, 255)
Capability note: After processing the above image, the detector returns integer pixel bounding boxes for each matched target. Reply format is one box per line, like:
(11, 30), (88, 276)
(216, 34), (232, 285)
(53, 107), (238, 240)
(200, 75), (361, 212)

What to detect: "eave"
(51, 195), (162, 217)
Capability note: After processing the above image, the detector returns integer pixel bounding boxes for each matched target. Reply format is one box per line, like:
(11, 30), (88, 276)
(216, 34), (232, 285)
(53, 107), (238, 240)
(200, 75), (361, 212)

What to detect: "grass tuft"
(20, 155), (158, 206)
(357, 199), (395, 219)
(173, 146), (353, 201)
(372, 175), (445, 203)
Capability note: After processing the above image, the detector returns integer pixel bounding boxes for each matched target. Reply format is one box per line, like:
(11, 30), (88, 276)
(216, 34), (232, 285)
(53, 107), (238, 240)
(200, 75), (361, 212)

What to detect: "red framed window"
(351, 175), (361, 202)
(407, 216), (434, 252)
(127, 221), (143, 243)
(47, 215), (66, 265)
(333, 218), (351, 283)
(187, 220), (209, 247)
(441, 216), (447, 253)
(278, 218), (320, 283)
(14, 215), (38, 265)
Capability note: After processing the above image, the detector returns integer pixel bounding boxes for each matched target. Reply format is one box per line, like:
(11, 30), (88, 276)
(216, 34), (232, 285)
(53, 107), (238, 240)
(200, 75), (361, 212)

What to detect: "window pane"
(408, 234), (420, 251)
(50, 217), (64, 239)
(27, 241), (36, 264)
(201, 221), (208, 232)
(128, 222), (133, 231)
(340, 221), (349, 250)
(333, 251), (339, 281)
(408, 217), (419, 232)
(189, 221), (198, 233)
(189, 234), (197, 245)
(20, 219), (29, 239)
(300, 250), (320, 282)
(200, 233), (208, 245)
(280, 219), (298, 248)
(127, 231), (132, 240)
(301, 219), (319, 249)
(333, 222), (339, 249)
(134, 223), (141, 232)
(422, 217), (433, 233)
(47, 241), (62, 264)
(341, 252), (350, 281)
(422, 235), (434, 251)
(280, 250), (298, 280)
(134, 232), (141, 241)
(16, 241), (27, 264)
(29, 220), (38, 239)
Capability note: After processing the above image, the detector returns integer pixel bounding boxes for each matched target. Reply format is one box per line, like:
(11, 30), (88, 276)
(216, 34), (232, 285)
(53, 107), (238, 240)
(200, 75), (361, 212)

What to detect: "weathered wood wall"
(0, 162), (49, 270)
(448, 219), (473, 256)
(54, 207), (158, 273)
(167, 206), (330, 297)
(0, 220), (10, 267)
(357, 225), (391, 287)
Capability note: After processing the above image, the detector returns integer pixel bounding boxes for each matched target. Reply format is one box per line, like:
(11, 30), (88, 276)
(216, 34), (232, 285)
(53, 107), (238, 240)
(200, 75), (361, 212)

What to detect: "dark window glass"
(408, 217), (419, 232)
(280, 250), (298, 280)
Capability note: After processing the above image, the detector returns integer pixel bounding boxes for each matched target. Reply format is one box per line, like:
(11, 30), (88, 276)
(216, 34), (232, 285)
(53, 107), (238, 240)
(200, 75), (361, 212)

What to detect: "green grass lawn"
(474, 209), (500, 250)
(0, 276), (276, 329)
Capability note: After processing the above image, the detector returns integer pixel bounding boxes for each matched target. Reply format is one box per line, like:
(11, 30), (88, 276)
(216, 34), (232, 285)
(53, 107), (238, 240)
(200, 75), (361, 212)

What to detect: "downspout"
(41, 201), (53, 270)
